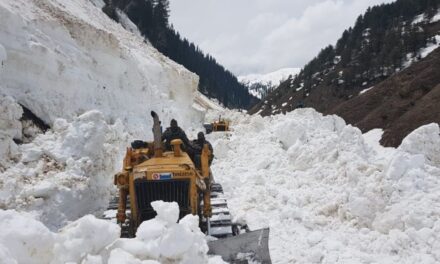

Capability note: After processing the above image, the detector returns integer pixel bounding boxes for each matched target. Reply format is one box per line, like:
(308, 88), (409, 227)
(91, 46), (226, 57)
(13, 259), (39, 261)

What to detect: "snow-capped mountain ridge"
(238, 68), (300, 99)
(238, 68), (300, 86)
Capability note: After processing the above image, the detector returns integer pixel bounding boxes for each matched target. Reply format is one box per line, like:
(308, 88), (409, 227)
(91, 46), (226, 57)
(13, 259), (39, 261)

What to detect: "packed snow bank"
(0, 0), (203, 138)
(0, 95), (127, 229)
(209, 108), (440, 263)
(0, 202), (224, 264)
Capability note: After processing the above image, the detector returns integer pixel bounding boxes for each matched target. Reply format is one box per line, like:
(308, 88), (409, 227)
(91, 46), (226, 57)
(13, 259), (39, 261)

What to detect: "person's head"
(197, 132), (205, 143)
(170, 119), (178, 131)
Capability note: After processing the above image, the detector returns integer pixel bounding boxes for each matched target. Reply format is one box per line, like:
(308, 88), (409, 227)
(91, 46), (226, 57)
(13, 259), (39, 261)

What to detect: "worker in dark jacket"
(161, 119), (190, 151)
(192, 132), (214, 167)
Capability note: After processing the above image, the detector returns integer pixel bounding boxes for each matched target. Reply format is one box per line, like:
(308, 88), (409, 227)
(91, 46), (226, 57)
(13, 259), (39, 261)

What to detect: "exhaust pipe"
(151, 111), (163, 157)
(170, 139), (183, 157)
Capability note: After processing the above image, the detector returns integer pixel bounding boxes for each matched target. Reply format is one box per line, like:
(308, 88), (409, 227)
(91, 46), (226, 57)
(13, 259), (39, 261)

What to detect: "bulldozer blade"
(208, 228), (271, 264)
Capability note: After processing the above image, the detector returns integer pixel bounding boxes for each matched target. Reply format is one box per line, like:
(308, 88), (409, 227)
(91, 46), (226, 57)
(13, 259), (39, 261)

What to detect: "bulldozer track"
(101, 196), (132, 237)
(206, 182), (235, 237)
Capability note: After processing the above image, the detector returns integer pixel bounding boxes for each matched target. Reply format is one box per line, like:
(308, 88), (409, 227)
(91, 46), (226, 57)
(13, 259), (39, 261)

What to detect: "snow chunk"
(0, 210), (54, 264)
(52, 215), (120, 263)
(109, 202), (210, 263)
(151, 200), (179, 225)
(0, 202), (217, 263)
(399, 123), (440, 167)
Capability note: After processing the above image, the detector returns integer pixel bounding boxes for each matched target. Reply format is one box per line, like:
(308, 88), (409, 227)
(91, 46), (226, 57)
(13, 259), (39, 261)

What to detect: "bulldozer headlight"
(117, 172), (129, 185)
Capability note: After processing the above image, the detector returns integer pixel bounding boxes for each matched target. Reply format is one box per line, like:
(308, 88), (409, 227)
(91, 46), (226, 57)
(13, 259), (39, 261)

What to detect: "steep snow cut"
(0, 0), (203, 138)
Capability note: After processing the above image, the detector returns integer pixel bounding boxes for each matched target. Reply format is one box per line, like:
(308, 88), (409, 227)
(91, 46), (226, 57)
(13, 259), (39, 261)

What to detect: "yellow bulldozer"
(104, 111), (271, 263)
(204, 115), (230, 134)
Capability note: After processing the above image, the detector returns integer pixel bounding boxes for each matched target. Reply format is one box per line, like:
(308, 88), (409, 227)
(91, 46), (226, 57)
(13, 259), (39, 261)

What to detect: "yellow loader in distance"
(204, 115), (230, 134)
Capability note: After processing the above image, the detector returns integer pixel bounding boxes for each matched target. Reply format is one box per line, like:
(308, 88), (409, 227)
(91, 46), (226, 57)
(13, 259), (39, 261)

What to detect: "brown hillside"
(328, 48), (440, 147)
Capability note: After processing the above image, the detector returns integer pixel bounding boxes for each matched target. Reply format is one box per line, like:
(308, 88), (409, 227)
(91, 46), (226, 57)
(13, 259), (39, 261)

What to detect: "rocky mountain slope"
(331, 47), (440, 147)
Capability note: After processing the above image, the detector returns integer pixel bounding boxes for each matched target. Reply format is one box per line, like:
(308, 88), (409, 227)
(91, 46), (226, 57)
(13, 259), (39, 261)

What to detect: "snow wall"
(0, 0), (203, 138)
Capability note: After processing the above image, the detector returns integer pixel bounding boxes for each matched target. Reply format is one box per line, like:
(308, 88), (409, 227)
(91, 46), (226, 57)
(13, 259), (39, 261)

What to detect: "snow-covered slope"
(238, 68), (300, 98)
(0, 0), (203, 139)
(207, 108), (440, 263)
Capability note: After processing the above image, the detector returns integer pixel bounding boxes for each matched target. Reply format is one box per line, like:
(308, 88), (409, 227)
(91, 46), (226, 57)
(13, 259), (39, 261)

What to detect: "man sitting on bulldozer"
(161, 119), (191, 151)
(191, 132), (214, 169)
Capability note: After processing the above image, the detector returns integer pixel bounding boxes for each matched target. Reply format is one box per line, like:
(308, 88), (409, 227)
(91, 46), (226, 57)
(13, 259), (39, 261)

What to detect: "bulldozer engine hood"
(132, 151), (197, 181)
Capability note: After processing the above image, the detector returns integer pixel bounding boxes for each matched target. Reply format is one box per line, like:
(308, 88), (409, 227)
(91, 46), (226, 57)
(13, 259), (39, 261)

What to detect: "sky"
(169, 0), (395, 76)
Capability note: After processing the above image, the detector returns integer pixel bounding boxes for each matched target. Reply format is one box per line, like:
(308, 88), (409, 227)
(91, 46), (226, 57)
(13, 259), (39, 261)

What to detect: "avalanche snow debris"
(208, 108), (440, 263)
(0, 202), (223, 264)
(0, 95), (128, 230)
(0, 210), (55, 264)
